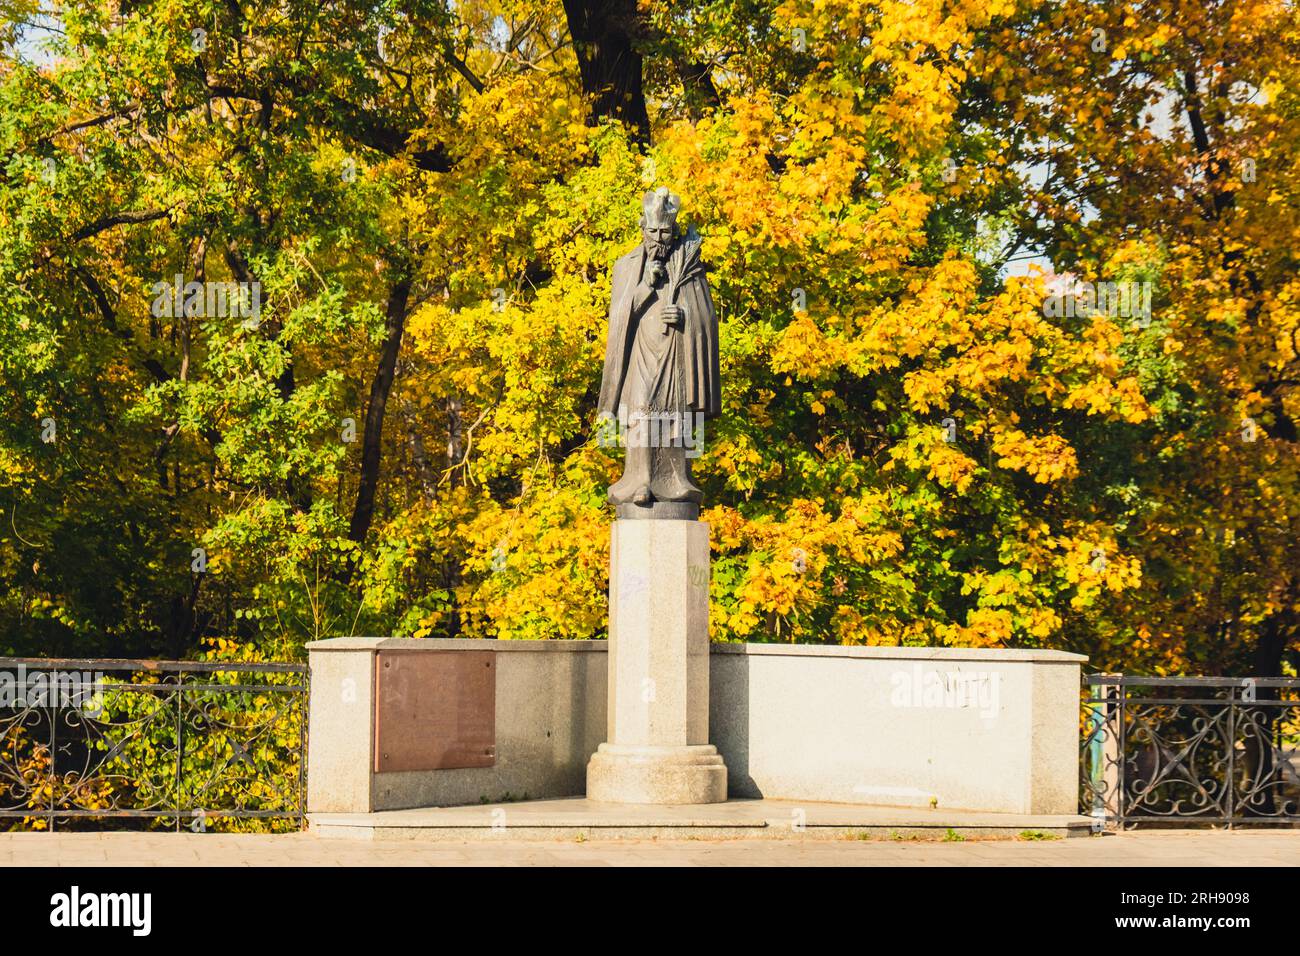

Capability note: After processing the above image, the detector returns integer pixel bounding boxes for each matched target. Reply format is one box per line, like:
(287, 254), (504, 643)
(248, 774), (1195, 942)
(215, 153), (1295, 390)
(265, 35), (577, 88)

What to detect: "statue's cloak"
(597, 234), (721, 420)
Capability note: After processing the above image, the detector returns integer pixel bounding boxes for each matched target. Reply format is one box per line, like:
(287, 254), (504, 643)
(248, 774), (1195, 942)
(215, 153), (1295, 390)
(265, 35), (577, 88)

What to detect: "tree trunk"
(401, 397), (436, 501)
(349, 273), (412, 543)
(562, 0), (651, 146)
(1240, 610), (1295, 817)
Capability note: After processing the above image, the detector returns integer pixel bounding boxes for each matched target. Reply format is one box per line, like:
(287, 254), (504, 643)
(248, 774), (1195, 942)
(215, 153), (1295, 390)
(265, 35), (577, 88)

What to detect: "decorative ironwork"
(0, 658), (307, 832)
(1081, 675), (1300, 828)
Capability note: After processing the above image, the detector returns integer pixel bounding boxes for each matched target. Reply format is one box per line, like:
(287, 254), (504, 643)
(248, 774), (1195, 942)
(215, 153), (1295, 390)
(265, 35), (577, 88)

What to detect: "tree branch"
(71, 208), (170, 242)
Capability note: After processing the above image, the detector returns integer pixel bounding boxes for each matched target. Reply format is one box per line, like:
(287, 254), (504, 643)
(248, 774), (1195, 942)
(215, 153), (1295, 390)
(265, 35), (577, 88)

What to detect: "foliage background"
(0, 0), (1297, 680)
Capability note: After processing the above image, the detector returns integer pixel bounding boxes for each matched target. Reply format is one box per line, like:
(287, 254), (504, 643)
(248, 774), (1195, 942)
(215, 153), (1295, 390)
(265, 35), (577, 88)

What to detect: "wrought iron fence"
(0, 658), (307, 832)
(1081, 675), (1300, 828)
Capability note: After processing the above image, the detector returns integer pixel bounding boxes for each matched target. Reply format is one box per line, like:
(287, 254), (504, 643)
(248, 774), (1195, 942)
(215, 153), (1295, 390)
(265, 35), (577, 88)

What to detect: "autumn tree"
(0, 0), (1295, 685)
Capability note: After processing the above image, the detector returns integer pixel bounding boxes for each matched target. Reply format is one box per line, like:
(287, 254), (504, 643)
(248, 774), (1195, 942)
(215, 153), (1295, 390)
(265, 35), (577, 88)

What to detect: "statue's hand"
(648, 262), (668, 286)
(660, 303), (683, 333)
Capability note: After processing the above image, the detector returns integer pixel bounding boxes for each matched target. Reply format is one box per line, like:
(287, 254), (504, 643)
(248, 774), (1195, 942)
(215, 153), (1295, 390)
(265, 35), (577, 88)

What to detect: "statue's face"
(642, 222), (674, 261)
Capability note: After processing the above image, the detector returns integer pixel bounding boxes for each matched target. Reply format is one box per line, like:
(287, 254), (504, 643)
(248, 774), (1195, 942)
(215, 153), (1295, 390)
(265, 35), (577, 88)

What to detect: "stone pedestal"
(586, 519), (727, 804)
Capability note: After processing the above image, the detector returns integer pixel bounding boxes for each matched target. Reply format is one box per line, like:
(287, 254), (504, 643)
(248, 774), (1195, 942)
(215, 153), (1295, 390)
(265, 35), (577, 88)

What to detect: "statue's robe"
(597, 234), (720, 423)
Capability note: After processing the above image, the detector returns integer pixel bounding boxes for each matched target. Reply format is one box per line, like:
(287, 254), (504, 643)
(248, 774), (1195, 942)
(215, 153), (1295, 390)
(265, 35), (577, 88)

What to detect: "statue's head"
(640, 187), (680, 261)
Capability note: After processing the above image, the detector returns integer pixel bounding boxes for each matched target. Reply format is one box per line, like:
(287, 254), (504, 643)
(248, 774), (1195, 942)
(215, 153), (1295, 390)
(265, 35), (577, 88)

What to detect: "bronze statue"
(597, 188), (720, 519)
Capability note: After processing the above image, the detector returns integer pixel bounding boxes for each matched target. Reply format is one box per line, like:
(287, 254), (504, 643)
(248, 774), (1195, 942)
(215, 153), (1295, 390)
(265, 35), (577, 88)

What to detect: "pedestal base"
(614, 500), (699, 520)
(585, 518), (728, 805)
(586, 743), (728, 804)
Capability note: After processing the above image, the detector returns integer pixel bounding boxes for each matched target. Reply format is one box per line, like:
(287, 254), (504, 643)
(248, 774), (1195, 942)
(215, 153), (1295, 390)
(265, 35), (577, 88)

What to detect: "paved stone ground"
(310, 796), (1093, 840)
(0, 830), (1296, 866)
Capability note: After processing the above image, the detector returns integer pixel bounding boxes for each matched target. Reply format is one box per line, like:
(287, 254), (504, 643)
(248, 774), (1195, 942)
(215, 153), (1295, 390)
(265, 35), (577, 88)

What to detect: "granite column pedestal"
(586, 518), (728, 804)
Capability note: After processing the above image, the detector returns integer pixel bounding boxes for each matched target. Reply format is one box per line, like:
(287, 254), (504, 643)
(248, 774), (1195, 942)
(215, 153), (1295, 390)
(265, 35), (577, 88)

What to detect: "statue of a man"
(598, 188), (720, 518)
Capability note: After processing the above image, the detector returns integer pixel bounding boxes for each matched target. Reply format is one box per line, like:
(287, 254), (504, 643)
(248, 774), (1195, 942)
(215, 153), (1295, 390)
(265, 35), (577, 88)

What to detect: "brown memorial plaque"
(374, 651), (496, 772)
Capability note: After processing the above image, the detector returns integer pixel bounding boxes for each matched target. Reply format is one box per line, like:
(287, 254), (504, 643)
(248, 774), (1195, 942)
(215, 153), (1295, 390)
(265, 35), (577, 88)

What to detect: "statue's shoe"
(607, 475), (647, 506)
(648, 475), (703, 504)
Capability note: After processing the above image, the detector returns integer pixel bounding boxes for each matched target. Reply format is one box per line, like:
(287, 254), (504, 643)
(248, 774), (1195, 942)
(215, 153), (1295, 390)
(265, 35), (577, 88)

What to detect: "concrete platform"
(308, 797), (1094, 841)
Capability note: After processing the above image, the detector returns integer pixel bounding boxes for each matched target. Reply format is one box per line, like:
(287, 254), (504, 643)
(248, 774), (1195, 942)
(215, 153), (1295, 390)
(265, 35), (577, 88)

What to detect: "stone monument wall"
(307, 637), (1083, 815)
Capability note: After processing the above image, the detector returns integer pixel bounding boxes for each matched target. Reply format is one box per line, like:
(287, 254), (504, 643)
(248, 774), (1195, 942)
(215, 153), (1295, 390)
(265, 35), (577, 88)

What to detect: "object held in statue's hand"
(660, 303), (683, 335)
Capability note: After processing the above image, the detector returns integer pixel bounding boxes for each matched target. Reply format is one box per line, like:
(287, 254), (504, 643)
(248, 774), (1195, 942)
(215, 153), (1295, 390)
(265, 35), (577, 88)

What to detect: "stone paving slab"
(309, 796), (1094, 841)
(0, 830), (1296, 866)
